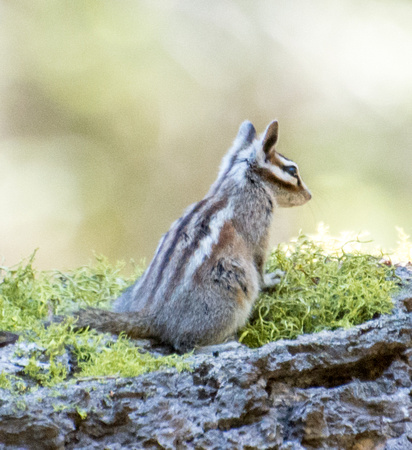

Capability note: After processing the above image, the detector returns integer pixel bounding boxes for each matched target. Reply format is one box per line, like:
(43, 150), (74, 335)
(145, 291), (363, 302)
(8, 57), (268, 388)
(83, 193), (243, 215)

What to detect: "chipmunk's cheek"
(276, 189), (311, 208)
(275, 192), (294, 208)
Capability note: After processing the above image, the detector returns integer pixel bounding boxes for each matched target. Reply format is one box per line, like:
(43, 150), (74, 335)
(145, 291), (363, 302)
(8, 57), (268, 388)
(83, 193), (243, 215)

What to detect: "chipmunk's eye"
(283, 165), (298, 177)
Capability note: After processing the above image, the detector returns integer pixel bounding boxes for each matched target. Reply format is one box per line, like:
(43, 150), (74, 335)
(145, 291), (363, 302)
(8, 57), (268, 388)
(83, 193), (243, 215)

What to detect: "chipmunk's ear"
(262, 120), (279, 155)
(237, 121), (256, 146)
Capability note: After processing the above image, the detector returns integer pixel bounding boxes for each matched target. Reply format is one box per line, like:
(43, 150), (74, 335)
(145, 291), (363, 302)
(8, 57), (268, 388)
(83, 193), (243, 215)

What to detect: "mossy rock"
(0, 230), (404, 389)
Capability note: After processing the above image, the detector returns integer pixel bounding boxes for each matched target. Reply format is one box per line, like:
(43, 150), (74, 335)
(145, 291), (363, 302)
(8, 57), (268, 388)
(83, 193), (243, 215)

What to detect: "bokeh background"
(1, 0), (412, 270)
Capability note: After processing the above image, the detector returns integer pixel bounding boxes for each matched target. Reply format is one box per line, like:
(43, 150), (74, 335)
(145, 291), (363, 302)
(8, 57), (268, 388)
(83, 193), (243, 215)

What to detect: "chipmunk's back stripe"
(181, 200), (234, 294)
(166, 198), (228, 295)
(149, 198), (209, 295)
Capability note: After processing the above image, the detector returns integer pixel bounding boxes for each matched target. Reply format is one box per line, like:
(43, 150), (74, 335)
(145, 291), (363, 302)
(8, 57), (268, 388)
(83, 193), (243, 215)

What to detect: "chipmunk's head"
(247, 120), (312, 208)
(212, 120), (312, 207)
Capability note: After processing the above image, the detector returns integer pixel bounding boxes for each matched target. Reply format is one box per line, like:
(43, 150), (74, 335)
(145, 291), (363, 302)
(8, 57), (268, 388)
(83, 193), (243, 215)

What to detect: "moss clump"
(239, 232), (398, 348)
(0, 254), (188, 388)
(0, 251), (139, 332)
(0, 372), (30, 394)
(77, 333), (190, 378)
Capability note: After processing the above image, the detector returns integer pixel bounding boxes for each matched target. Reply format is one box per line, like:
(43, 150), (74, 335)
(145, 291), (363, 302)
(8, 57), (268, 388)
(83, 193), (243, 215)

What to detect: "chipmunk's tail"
(72, 308), (154, 339)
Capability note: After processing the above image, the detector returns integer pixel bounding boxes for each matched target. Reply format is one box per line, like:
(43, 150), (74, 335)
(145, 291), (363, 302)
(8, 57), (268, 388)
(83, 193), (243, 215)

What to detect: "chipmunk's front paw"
(262, 269), (285, 290)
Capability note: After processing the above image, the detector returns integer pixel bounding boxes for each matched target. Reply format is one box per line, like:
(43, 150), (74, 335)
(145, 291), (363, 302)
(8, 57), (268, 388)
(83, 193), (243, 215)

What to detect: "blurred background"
(1, 0), (412, 270)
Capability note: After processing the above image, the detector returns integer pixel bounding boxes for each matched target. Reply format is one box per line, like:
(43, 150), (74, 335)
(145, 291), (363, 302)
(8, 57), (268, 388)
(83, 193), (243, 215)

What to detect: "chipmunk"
(74, 120), (311, 352)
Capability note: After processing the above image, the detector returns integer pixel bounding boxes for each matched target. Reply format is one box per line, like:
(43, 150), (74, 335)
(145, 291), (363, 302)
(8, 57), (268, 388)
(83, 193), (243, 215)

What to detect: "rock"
(1, 268), (412, 449)
(0, 332), (18, 348)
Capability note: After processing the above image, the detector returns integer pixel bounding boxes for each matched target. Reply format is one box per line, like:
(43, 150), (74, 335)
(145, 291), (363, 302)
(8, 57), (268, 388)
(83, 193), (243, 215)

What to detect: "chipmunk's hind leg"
(155, 287), (239, 353)
(166, 259), (257, 353)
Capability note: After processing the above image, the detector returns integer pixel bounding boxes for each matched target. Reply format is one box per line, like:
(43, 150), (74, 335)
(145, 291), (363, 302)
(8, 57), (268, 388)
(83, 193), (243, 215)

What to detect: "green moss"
(239, 232), (398, 348)
(24, 355), (68, 386)
(0, 254), (188, 388)
(75, 406), (88, 420)
(77, 333), (190, 378)
(0, 251), (140, 332)
(0, 372), (12, 390)
(52, 403), (70, 413)
(0, 372), (31, 394)
(15, 399), (27, 411)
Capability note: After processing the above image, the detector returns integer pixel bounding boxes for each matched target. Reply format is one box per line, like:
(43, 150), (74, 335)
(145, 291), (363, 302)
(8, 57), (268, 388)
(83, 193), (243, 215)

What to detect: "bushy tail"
(72, 308), (154, 339)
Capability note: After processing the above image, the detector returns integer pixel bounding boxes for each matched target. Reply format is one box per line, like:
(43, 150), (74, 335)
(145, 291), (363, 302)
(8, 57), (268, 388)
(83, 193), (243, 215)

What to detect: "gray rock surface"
(1, 267), (412, 449)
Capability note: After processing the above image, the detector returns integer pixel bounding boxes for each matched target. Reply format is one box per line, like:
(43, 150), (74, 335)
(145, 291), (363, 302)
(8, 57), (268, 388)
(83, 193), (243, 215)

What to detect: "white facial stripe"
(254, 147), (300, 186)
(272, 164), (297, 184)
(277, 154), (293, 166)
(258, 159), (298, 186)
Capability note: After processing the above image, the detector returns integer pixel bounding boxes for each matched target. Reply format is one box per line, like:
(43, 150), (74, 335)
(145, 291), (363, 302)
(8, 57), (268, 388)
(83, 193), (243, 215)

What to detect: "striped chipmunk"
(74, 120), (311, 352)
